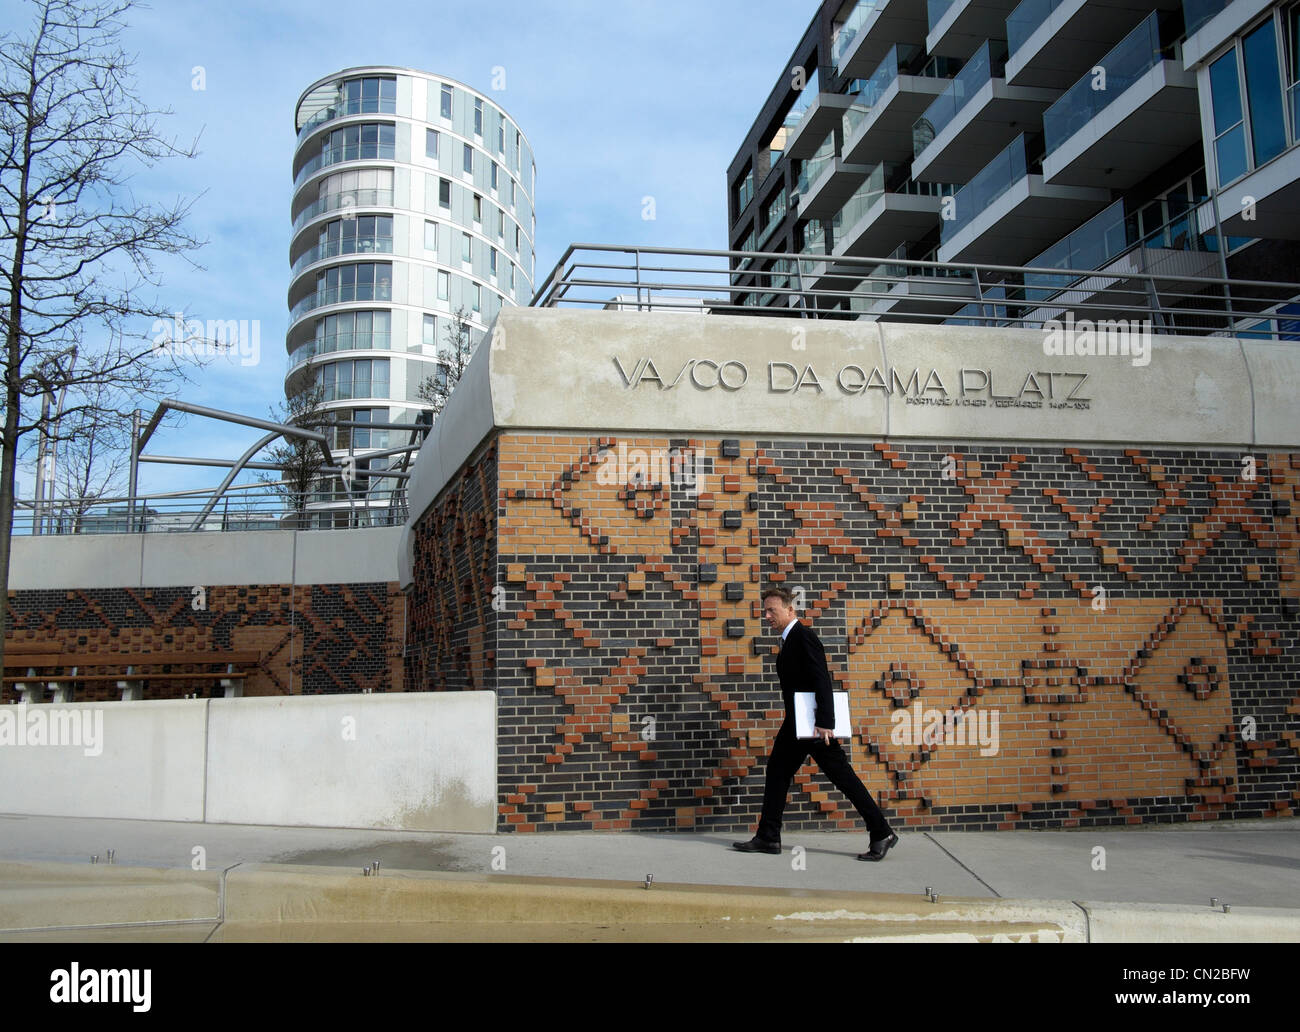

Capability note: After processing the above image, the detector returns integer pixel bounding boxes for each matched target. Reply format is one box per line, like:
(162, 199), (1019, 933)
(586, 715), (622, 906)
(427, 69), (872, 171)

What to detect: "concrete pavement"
(1, 813), (1297, 941)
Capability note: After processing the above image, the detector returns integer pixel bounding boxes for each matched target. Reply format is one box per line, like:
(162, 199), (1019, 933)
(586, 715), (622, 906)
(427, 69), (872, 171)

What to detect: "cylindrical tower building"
(287, 66), (536, 526)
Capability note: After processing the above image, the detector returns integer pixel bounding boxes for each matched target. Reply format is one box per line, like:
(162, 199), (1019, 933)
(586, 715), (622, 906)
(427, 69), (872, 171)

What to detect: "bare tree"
(49, 379), (132, 533)
(258, 381), (330, 530)
(0, 0), (204, 671)
(415, 306), (477, 419)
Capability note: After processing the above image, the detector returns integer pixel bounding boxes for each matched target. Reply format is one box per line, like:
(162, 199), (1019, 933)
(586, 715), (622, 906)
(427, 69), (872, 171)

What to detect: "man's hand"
(814, 726), (834, 744)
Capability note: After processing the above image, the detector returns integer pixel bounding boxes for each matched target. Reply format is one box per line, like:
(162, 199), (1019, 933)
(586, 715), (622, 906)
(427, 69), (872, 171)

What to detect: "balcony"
(291, 235), (394, 278)
(289, 282), (394, 324)
(292, 189), (395, 233)
(927, 0), (1022, 60)
(297, 94), (397, 141)
(831, 162), (955, 259)
(911, 40), (1057, 182)
(293, 140), (396, 191)
(785, 87), (860, 159)
(796, 128), (872, 218)
(937, 133), (1110, 262)
(1006, 0), (1175, 89)
(841, 46), (952, 165)
(833, 0), (930, 83)
(1041, 11), (1198, 188)
(287, 333), (395, 373)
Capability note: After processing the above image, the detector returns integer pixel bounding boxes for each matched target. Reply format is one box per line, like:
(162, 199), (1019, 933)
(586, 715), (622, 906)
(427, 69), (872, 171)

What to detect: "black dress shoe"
(733, 836), (781, 854)
(857, 832), (898, 862)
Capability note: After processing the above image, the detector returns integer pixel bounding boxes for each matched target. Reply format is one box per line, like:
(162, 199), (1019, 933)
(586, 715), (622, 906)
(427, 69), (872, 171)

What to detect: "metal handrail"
(531, 243), (1300, 339)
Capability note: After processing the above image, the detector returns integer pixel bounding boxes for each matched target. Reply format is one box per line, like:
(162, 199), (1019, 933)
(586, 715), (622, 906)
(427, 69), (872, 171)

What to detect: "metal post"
(128, 408), (141, 534)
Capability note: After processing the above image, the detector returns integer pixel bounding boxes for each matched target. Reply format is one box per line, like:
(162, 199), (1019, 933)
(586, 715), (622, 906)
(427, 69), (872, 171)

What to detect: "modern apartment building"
(726, 0), (1300, 321)
(288, 67), (536, 525)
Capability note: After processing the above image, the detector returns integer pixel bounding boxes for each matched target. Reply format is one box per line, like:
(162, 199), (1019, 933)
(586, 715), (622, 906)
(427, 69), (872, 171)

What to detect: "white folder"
(794, 690), (851, 739)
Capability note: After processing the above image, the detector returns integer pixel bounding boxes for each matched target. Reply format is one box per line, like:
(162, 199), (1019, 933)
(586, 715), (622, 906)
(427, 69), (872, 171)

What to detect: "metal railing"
(15, 485), (410, 536)
(531, 243), (1300, 340)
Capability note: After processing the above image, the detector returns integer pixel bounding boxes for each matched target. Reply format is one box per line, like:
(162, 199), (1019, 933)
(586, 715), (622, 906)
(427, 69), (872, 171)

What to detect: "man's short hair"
(762, 586), (794, 607)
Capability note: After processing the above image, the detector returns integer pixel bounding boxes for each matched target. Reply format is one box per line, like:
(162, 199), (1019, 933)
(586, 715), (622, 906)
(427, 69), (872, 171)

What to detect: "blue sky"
(7, 0), (817, 501)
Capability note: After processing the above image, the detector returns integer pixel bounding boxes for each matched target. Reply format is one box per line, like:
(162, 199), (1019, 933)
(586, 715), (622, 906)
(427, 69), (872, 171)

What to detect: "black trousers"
(756, 719), (891, 842)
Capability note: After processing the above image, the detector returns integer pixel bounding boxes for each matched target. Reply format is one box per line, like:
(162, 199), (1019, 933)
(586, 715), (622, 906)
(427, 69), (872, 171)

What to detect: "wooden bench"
(3, 649), (262, 703)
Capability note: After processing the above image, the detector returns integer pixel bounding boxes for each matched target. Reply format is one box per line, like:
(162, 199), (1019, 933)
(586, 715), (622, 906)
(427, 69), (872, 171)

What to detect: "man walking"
(733, 587), (898, 861)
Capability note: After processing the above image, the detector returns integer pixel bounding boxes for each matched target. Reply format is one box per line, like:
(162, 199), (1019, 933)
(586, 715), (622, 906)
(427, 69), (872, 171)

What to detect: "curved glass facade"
(287, 67), (536, 524)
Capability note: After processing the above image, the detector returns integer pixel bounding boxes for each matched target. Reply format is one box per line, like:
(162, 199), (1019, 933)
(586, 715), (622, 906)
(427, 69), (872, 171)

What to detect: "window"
(461, 233), (472, 263)
(423, 314), (437, 347)
(510, 179), (517, 210)
(490, 247), (498, 276)
(1208, 10), (1299, 187)
(424, 220), (438, 251)
(474, 97), (483, 136)
(515, 226), (521, 252)
(472, 284), (482, 312)
(473, 194), (483, 224)
(312, 310), (391, 356)
(336, 76), (395, 118)
(515, 130), (521, 171)
(317, 262), (391, 304)
(440, 83), (453, 119)
(323, 123), (395, 166)
(490, 161), (499, 191)
(1243, 19), (1287, 166)
(498, 122), (505, 154)
(317, 214), (392, 261)
(463, 143), (474, 174)
(735, 164), (754, 215)
(437, 270), (449, 300)
(439, 178), (451, 209)
(332, 407), (388, 451)
(320, 358), (389, 401)
(509, 263), (516, 291)
(1211, 51), (1247, 184)
(425, 129), (439, 160)
(497, 207), (505, 240)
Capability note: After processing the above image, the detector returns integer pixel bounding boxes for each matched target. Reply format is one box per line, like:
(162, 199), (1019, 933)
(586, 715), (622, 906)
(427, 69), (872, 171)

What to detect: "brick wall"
(4, 582), (404, 700)
(409, 431), (1298, 832)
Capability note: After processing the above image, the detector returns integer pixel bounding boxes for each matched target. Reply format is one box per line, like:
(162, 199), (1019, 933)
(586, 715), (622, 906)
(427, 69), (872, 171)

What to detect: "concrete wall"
(0, 693), (496, 832)
(10, 526), (402, 590)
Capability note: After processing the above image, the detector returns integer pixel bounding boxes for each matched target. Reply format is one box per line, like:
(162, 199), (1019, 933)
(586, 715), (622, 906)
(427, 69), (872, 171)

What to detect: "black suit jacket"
(776, 620), (836, 730)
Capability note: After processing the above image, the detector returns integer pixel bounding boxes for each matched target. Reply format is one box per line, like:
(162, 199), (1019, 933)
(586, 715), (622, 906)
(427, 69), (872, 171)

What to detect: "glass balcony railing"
(785, 68), (821, 138)
(298, 96), (397, 140)
(291, 236), (394, 277)
(832, 0), (880, 73)
(1023, 199), (1127, 299)
(289, 282), (393, 323)
(941, 133), (1029, 243)
(294, 141), (396, 189)
(797, 130), (837, 195)
(293, 189), (395, 232)
(927, 0), (958, 33)
(1183, 0), (1231, 38)
(914, 40), (1005, 156)
(841, 102), (873, 143)
(1007, 0), (1063, 57)
(856, 44), (919, 110)
(287, 333), (395, 371)
(832, 164), (891, 241)
(1043, 12), (1168, 158)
